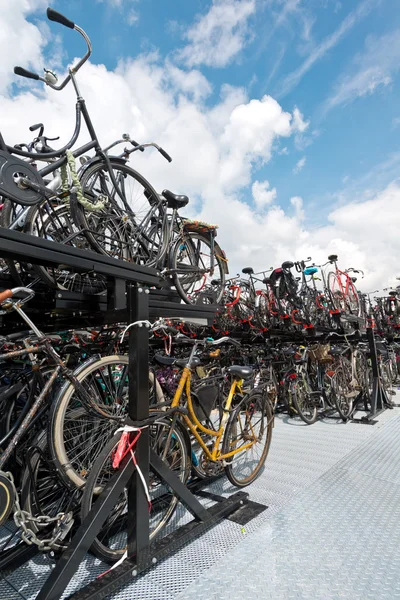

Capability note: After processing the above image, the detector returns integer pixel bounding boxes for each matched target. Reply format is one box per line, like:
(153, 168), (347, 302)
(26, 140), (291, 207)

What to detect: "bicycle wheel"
(255, 291), (271, 330)
(327, 272), (346, 313)
(332, 358), (354, 420)
(49, 355), (163, 489)
(222, 390), (273, 487)
(20, 430), (79, 552)
(290, 375), (318, 424)
(74, 160), (165, 265)
(346, 280), (360, 316)
(354, 349), (369, 398)
(25, 201), (107, 294)
(80, 420), (190, 563)
(169, 232), (226, 304)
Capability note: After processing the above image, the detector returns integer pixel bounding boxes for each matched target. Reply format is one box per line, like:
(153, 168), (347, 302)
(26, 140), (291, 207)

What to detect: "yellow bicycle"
(156, 336), (274, 487)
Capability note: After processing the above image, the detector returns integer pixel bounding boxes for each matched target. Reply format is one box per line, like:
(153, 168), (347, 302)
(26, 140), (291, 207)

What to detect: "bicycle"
(326, 255), (362, 317)
(80, 331), (274, 562)
(0, 286), (163, 549)
(0, 8), (171, 292)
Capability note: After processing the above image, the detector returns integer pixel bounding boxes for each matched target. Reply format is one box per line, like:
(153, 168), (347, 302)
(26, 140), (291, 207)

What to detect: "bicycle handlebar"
(346, 267), (364, 277)
(14, 66), (39, 81)
(47, 7), (75, 29)
(0, 290), (13, 304)
(208, 336), (240, 346)
(0, 287), (35, 307)
(14, 8), (92, 92)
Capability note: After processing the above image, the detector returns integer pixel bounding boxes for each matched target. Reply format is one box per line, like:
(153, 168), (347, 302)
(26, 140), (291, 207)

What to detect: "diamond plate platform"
(2, 395), (400, 600)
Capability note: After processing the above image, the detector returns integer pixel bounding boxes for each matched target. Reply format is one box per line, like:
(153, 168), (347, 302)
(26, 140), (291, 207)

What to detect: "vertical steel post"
(366, 326), (389, 416)
(126, 282), (150, 563)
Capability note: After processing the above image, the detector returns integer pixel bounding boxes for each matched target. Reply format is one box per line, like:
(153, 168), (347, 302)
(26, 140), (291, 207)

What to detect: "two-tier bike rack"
(0, 226), (253, 600)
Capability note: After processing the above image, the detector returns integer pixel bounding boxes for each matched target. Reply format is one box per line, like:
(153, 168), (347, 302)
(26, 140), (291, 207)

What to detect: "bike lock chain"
(4, 471), (74, 552)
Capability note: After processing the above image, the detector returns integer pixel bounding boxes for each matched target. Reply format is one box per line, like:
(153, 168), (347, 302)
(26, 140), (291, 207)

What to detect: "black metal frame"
(0, 229), (248, 599)
(351, 327), (393, 423)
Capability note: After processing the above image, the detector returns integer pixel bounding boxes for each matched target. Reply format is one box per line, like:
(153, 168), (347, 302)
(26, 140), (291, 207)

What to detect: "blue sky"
(3, 0), (400, 289)
(47, 0), (400, 218)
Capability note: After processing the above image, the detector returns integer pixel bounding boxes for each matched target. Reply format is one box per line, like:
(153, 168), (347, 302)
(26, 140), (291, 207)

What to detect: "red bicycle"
(326, 255), (363, 316)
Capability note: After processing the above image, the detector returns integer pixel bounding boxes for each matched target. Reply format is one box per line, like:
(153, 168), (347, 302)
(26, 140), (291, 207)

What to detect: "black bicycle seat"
(281, 261), (294, 270)
(328, 254), (338, 262)
(227, 365), (253, 379)
(242, 267), (254, 275)
(162, 189), (189, 209)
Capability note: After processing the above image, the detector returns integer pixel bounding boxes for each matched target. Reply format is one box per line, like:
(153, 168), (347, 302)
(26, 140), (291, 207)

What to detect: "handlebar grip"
(130, 139), (144, 152)
(29, 123), (43, 132)
(159, 147), (172, 163)
(0, 290), (13, 304)
(14, 66), (39, 81)
(47, 7), (75, 29)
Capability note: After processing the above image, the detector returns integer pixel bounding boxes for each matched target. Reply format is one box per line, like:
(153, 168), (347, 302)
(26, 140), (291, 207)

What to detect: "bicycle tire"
(24, 201), (107, 294)
(20, 430), (79, 551)
(222, 390), (273, 487)
(74, 160), (164, 265)
(255, 291), (271, 330)
(169, 232), (226, 304)
(346, 279), (360, 316)
(80, 420), (190, 563)
(332, 359), (354, 421)
(291, 376), (318, 424)
(327, 271), (346, 313)
(49, 355), (163, 489)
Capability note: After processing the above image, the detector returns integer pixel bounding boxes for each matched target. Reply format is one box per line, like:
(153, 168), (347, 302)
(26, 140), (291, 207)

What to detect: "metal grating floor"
(2, 396), (400, 599)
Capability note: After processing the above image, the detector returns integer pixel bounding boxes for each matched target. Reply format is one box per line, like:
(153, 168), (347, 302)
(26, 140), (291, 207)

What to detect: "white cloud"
(165, 63), (212, 102)
(0, 0), (48, 94)
(291, 106), (309, 132)
(177, 0), (256, 68)
(290, 195), (304, 220)
(3, 3), (399, 292)
(293, 156), (306, 173)
(322, 29), (400, 114)
(276, 0), (377, 97)
(252, 180), (277, 208)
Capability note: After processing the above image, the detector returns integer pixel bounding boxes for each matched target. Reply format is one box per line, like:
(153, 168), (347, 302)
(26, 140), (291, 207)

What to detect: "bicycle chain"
(5, 471), (74, 552)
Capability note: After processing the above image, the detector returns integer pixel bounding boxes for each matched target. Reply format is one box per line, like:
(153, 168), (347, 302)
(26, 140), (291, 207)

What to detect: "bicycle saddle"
(227, 365), (253, 379)
(304, 267), (318, 276)
(162, 189), (189, 209)
(328, 254), (338, 262)
(281, 261), (294, 270)
(242, 267), (254, 275)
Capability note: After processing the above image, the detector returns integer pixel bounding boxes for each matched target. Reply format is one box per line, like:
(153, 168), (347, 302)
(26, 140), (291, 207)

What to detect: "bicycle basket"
(182, 219), (218, 234)
(309, 344), (331, 363)
(191, 381), (220, 423)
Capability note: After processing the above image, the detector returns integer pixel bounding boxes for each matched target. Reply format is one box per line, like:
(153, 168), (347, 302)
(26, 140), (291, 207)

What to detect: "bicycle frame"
(334, 266), (354, 298)
(168, 344), (258, 461)
(0, 319), (119, 470)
